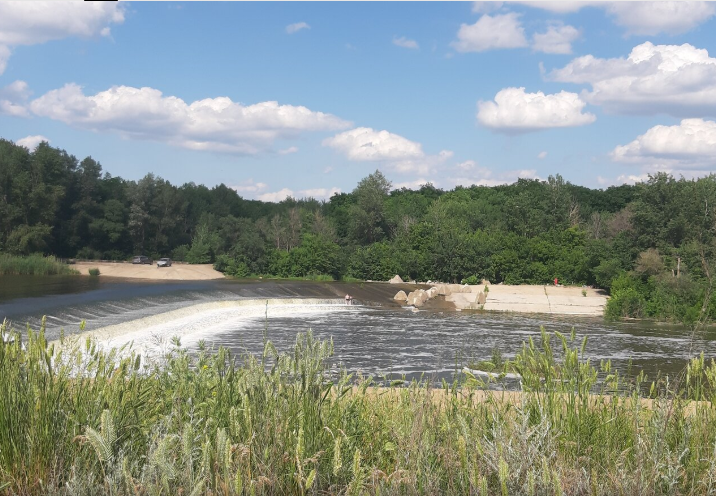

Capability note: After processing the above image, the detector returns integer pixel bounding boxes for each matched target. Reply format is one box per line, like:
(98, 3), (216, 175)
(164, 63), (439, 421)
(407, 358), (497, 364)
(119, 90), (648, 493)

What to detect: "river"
(1, 275), (715, 381)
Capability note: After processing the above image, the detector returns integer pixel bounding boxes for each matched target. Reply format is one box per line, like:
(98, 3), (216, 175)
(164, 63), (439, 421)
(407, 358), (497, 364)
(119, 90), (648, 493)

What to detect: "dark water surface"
(2, 275), (715, 381)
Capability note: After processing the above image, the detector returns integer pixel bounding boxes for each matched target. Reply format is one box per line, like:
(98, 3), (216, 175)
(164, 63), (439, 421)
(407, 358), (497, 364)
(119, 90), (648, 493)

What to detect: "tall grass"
(0, 254), (79, 276)
(2, 321), (716, 495)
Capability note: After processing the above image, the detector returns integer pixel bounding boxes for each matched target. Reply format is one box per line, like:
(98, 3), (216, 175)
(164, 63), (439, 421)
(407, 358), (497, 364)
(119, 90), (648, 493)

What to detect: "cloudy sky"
(2, 1), (716, 201)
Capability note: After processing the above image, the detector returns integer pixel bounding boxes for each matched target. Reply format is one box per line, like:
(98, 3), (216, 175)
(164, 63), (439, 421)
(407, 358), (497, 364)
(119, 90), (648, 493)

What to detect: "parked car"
(157, 258), (172, 267)
(132, 256), (152, 265)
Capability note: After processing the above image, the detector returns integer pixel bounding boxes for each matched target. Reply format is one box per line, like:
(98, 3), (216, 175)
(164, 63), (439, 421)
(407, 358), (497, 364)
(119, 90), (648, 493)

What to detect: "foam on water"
(56, 298), (351, 353)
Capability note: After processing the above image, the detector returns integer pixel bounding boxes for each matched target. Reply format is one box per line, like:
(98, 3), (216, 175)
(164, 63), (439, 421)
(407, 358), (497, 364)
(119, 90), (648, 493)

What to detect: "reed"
(0, 254), (79, 276)
(1, 321), (716, 495)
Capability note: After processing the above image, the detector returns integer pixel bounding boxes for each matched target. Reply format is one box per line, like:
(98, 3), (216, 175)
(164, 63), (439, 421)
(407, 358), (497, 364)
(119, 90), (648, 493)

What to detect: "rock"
(477, 292), (487, 305)
(436, 284), (452, 296)
(407, 290), (429, 307)
(426, 287), (437, 298)
(481, 279), (491, 286)
(394, 290), (408, 301)
(389, 274), (403, 284)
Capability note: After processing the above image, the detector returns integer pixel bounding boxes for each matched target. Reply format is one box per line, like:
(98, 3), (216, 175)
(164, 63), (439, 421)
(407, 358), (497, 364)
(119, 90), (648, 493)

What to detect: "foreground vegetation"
(2, 321), (716, 495)
(0, 253), (78, 276)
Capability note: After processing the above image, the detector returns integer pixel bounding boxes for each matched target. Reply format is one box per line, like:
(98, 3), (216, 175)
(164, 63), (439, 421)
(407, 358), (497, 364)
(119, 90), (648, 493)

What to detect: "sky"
(1, 1), (716, 201)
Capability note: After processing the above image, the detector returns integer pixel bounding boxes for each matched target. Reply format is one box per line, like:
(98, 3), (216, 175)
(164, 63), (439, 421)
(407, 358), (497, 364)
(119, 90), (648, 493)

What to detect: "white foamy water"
(59, 298), (352, 354)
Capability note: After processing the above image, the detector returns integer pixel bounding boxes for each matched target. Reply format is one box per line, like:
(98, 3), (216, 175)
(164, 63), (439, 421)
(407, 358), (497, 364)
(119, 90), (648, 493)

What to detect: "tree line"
(2, 138), (715, 322)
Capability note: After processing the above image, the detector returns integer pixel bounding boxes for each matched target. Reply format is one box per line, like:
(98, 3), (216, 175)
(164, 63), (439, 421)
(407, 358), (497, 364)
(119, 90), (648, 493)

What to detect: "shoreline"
(74, 261), (225, 280)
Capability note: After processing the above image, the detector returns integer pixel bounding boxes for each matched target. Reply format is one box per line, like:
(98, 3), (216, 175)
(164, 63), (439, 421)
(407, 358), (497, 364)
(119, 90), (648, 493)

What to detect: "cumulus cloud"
(451, 13), (528, 53)
(457, 160), (477, 170)
(444, 166), (540, 188)
(0, 80), (31, 117)
(538, 151), (548, 159)
(532, 24), (580, 54)
(393, 36), (419, 49)
(286, 22), (310, 34)
(520, 1), (715, 36)
(256, 186), (340, 203)
(393, 178), (431, 190)
(257, 188), (295, 203)
(549, 42), (716, 117)
(606, 2), (716, 36)
(232, 179), (268, 194)
(477, 87), (595, 133)
(471, 2), (504, 14)
(29, 84), (350, 154)
(0, 2), (124, 74)
(322, 127), (451, 174)
(16, 135), (49, 150)
(611, 119), (716, 171)
(278, 146), (299, 155)
(597, 174), (650, 187)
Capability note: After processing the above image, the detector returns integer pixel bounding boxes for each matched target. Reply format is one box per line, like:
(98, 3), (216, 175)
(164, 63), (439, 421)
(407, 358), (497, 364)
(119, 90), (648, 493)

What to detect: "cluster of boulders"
(391, 276), (489, 309)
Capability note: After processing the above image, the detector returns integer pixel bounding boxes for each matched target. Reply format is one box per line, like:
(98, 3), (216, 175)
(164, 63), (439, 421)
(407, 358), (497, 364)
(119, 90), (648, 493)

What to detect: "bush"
(88, 268), (100, 276)
(0, 254), (79, 276)
(461, 275), (480, 285)
(171, 244), (190, 262)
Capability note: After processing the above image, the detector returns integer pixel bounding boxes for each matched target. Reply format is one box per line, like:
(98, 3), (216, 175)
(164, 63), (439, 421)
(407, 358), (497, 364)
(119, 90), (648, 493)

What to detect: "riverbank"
(75, 261), (225, 280)
(404, 283), (608, 316)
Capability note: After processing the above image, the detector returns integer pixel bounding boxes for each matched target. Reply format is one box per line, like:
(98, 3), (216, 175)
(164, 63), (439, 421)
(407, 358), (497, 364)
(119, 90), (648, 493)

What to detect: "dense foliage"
(2, 138), (716, 321)
(3, 322), (716, 495)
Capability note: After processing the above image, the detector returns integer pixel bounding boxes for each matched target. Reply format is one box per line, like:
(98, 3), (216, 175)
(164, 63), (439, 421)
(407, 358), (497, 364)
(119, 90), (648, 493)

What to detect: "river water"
(1, 275), (715, 381)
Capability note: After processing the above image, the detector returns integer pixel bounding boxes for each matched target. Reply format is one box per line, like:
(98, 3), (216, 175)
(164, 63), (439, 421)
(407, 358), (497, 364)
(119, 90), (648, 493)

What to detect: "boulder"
(481, 279), (491, 286)
(477, 292), (487, 305)
(436, 284), (452, 296)
(389, 274), (403, 284)
(426, 287), (437, 298)
(394, 290), (408, 301)
(407, 290), (429, 307)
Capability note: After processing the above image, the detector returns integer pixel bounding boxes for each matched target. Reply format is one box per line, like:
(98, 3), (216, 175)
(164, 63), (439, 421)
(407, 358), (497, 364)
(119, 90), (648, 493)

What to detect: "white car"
(157, 258), (172, 267)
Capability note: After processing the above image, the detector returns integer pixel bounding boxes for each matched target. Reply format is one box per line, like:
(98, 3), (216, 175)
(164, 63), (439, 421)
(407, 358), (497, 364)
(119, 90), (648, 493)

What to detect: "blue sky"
(1, 1), (716, 201)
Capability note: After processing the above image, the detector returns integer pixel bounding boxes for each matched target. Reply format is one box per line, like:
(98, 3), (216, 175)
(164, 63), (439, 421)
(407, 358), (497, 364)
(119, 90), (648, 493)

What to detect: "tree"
(349, 170), (391, 244)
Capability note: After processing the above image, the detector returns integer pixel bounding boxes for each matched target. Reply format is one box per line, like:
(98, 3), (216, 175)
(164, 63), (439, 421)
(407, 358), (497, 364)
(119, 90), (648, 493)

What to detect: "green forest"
(2, 138), (716, 322)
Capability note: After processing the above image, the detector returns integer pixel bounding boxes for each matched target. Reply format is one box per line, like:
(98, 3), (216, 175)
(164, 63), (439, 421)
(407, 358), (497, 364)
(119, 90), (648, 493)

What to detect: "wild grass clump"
(0, 253), (79, 276)
(2, 321), (716, 495)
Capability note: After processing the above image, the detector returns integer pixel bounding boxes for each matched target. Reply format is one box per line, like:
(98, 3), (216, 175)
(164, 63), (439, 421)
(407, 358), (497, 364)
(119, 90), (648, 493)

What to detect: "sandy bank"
(75, 261), (225, 280)
(453, 284), (607, 316)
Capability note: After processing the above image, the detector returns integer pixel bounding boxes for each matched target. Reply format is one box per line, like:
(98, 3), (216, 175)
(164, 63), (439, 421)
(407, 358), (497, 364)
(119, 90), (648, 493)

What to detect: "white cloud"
(520, 2), (715, 36)
(393, 36), (419, 49)
(472, 2), (504, 14)
(16, 135), (49, 150)
(322, 127), (451, 174)
(257, 188), (295, 203)
(538, 151), (548, 159)
(549, 42), (716, 117)
(606, 2), (716, 36)
(0, 45), (10, 75)
(323, 166), (333, 174)
(232, 179), (268, 194)
(532, 24), (580, 54)
(278, 146), (299, 155)
(597, 174), (650, 187)
(256, 186), (340, 202)
(0, 80), (31, 117)
(477, 87), (596, 133)
(393, 178), (431, 190)
(611, 118), (716, 171)
(451, 13), (528, 53)
(0, 2), (124, 74)
(445, 166), (540, 188)
(29, 84), (350, 154)
(457, 160), (477, 170)
(300, 187), (341, 199)
(286, 22), (310, 34)
(516, 2), (599, 14)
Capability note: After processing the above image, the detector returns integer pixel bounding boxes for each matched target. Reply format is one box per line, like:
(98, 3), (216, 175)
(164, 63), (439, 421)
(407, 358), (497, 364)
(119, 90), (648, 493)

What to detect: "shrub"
(88, 268), (100, 276)
(0, 254), (79, 276)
